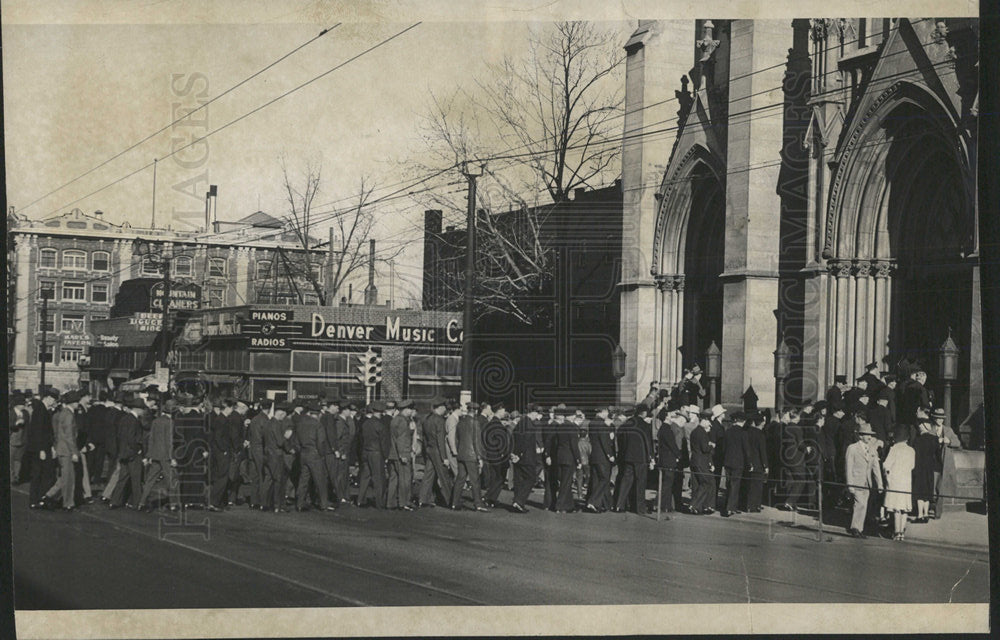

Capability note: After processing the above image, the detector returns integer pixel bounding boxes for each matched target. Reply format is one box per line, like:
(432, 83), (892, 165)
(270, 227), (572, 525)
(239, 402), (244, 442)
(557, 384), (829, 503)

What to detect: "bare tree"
(281, 164), (406, 305)
(414, 21), (625, 324)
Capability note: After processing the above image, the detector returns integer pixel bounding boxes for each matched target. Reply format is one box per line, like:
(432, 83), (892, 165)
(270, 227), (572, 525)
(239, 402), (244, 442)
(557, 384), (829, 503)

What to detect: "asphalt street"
(11, 485), (989, 609)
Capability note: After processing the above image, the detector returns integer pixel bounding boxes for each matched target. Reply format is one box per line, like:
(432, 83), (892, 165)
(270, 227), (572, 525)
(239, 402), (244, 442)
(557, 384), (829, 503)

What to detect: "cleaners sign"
(240, 310), (462, 350)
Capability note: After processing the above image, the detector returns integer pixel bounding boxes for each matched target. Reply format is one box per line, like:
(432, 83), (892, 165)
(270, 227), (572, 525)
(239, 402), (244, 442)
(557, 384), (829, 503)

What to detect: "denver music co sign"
(241, 310), (463, 350)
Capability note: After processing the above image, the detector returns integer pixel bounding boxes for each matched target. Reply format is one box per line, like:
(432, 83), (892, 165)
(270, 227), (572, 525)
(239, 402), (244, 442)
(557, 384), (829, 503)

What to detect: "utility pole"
(160, 252), (171, 367)
(39, 292), (51, 391)
(151, 158), (158, 228)
(388, 259), (395, 310)
(460, 161), (484, 406)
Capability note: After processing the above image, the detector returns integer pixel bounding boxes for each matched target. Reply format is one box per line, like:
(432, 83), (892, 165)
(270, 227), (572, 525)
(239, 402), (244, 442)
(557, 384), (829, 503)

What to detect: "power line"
(20, 24), (344, 217)
(33, 23), (423, 221)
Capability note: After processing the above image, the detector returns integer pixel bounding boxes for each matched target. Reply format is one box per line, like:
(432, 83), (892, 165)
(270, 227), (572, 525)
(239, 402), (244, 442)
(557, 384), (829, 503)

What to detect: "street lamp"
(705, 340), (721, 406)
(612, 343), (627, 380)
(939, 328), (959, 427)
(773, 335), (791, 412)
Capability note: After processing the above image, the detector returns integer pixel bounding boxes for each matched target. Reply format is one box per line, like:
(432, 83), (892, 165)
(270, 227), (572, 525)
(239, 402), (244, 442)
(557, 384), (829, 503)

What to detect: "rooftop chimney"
(364, 238), (378, 305)
(424, 209), (442, 234)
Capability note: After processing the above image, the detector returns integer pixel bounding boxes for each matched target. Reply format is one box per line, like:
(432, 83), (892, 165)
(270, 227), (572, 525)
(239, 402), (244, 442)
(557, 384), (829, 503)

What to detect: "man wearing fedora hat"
(138, 400), (180, 511)
(27, 388), (59, 508)
(510, 404), (543, 512)
(708, 404), (727, 499)
(294, 402), (336, 512)
(612, 404), (654, 514)
(110, 396), (147, 509)
(387, 399), (417, 511)
(844, 422), (884, 538)
(44, 390), (83, 510)
(357, 400), (389, 509)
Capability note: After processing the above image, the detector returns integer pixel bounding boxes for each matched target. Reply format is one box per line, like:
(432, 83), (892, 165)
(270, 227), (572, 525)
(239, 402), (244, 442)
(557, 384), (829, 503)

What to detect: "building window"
(208, 288), (225, 307)
(63, 250), (87, 270)
(303, 293), (319, 305)
(62, 281), (86, 301)
(208, 258), (227, 277)
(141, 256), (162, 276)
(91, 314), (108, 322)
(61, 348), (83, 364)
(173, 255), (193, 277)
(292, 351), (321, 373)
(255, 261), (272, 280)
(322, 353), (349, 375)
(92, 251), (110, 272)
(38, 345), (54, 364)
(39, 280), (56, 301)
(250, 351), (291, 373)
(92, 283), (109, 303)
(408, 354), (462, 380)
(39, 248), (57, 269)
(61, 313), (86, 333)
(38, 313), (55, 332)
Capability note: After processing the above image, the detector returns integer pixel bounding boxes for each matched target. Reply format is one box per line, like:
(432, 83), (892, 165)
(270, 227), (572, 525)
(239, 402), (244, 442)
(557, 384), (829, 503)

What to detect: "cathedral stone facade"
(618, 19), (980, 437)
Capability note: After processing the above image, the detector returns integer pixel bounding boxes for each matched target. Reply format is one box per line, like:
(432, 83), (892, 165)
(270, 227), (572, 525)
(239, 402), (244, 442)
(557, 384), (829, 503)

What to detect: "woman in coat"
(911, 421), (941, 523)
(882, 426), (915, 541)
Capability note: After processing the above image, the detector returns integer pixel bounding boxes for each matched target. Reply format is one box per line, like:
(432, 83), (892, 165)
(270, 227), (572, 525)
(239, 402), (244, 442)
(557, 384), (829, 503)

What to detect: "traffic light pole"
(460, 162), (483, 406)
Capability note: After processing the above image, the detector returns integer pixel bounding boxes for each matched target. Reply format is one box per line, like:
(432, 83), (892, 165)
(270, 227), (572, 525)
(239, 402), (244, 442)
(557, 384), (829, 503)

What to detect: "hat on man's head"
(865, 361), (879, 372)
(60, 390), (82, 404)
(690, 364), (702, 375)
(883, 373), (897, 383)
(467, 401), (480, 411)
(857, 424), (877, 437)
(11, 392), (25, 405)
(384, 400), (398, 409)
(834, 374), (848, 384)
(730, 411), (746, 423)
(556, 405), (575, 416)
(126, 396), (147, 409)
(931, 407), (947, 419)
(274, 401), (292, 413)
(398, 399), (414, 410)
(431, 397), (448, 409)
(162, 399), (178, 413)
(527, 403), (544, 414)
(710, 404), (727, 419)
(813, 400), (828, 412)
(43, 387), (61, 401)
(370, 399), (387, 412)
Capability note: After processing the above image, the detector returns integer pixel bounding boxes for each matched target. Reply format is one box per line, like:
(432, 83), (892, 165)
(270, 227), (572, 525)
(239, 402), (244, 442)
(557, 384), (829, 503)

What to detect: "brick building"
(422, 181), (623, 409)
(7, 208), (328, 391)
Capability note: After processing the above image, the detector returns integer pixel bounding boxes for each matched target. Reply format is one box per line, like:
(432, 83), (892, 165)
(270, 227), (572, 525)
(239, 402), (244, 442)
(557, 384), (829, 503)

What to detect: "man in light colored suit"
(45, 390), (83, 510)
(845, 423), (884, 538)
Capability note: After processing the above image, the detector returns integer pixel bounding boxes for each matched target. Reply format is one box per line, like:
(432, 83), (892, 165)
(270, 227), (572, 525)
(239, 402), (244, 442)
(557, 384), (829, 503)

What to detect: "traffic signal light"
(355, 348), (382, 387)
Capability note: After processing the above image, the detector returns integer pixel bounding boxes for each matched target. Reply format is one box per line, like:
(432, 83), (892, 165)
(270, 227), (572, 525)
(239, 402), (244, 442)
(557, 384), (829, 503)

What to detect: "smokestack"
(327, 227), (336, 305)
(364, 238), (378, 305)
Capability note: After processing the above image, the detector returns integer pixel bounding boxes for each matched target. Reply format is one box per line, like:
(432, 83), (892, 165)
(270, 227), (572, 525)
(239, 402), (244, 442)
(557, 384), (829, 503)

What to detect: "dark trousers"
(657, 467), (676, 512)
(554, 464), (576, 511)
(418, 448), (452, 505)
(386, 459), (413, 508)
(297, 452), (330, 509)
(356, 451), (385, 508)
(227, 452), (244, 504)
(139, 461), (179, 507)
(784, 464), (810, 507)
(331, 456), (350, 503)
(614, 462), (647, 514)
(672, 466), (686, 510)
(587, 462), (611, 510)
(210, 454), (231, 508)
(246, 453), (263, 506)
(323, 454), (340, 502)
(29, 454), (56, 504)
(261, 453), (286, 509)
(483, 462), (507, 502)
(511, 463), (535, 506)
(690, 467), (716, 512)
(451, 459), (482, 509)
(87, 442), (107, 483)
(112, 457), (144, 507)
(542, 463), (556, 510)
(746, 470), (765, 511)
(725, 466), (743, 513)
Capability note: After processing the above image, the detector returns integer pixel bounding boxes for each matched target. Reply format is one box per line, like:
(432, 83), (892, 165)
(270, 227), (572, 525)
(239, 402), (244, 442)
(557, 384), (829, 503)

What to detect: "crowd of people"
(8, 357), (963, 543)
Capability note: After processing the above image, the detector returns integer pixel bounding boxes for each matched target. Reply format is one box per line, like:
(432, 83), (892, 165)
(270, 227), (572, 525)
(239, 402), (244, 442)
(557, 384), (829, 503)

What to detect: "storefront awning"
(119, 373), (168, 392)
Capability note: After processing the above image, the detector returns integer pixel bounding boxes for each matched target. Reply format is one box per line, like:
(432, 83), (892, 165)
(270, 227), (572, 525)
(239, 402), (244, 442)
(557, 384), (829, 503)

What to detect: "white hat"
(684, 405), (700, 414)
(710, 404), (726, 419)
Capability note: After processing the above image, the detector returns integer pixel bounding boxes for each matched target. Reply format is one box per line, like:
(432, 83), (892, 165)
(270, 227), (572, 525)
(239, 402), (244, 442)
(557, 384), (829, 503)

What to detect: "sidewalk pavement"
(726, 502), (990, 552)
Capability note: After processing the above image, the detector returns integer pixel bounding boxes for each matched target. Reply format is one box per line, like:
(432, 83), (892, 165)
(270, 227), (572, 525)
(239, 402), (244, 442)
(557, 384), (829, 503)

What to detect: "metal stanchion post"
(657, 468), (663, 522)
(816, 459), (824, 542)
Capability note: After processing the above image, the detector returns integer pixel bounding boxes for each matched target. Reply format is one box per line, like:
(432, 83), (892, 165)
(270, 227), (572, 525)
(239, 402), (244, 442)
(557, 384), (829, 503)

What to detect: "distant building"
(7, 208), (329, 391)
(422, 181), (623, 409)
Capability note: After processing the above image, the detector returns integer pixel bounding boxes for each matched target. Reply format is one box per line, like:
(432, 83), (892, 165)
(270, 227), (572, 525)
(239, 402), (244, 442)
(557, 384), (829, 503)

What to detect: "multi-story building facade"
(423, 181), (623, 409)
(619, 19), (981, 444)
(7, 207), (328, 391)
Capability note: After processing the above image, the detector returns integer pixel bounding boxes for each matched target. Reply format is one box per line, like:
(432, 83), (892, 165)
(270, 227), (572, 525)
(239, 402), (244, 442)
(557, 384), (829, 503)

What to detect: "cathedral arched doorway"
(825, 82), (976, 424)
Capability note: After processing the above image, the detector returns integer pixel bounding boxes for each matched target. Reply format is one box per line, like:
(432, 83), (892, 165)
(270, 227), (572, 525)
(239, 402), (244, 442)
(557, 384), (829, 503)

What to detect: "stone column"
(673, 276), (685, 382)
(13, 234), (34, 380)
(656, 275), (673, 382)
(872, 260), (893, 370)
(832, 260), (852, 377)
(719, 20), (788, 406)
(854, 260), (873, 372)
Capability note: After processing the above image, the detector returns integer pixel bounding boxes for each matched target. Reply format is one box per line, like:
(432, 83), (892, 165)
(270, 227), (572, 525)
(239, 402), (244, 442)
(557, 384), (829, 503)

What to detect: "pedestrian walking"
(356, 401), (389, 509)
(481, 404), (511, 507)
(9, 392), (28, 485)
(613, 405), (654, 515)
(510, 404), (543, 513)
(688, 417), (716, 515)
(451, 403), (488, 511)
(138, 400), (180, 511)
(911, 420), (940, 523)
(44, 390), (83, 510)
(654, 412), (681, 516)
(261, 403), (294, 512)
(930, 407), (962, 520)
(386, 399), (417, 510)
(551, 407), (581, 513)
(294, 403), (335, 512)
(418, 398), (453, 507)
(331, 404), (356, 505)
(110, 397), (146, 509)
(585, 407), (615, 513)
(27, 389), (59, 508)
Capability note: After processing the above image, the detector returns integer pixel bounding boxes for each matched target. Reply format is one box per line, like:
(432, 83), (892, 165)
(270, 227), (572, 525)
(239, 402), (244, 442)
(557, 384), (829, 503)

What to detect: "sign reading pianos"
(240, 309), (463, 350)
